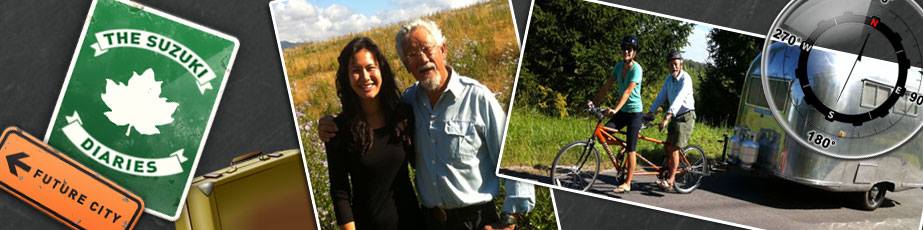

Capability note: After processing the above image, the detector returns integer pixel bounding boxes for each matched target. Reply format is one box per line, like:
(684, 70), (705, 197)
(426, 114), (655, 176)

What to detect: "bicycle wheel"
(551, 141), (601, 191)
(673, 145), (707, 194)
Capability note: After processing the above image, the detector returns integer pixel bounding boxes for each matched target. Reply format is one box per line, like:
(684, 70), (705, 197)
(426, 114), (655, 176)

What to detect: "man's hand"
(484, 224), (516, 230)
(483, 223), (515, 230)
(659, 114), (672, 131)
(484, 212), (522, 230)
(317, 115), (338, 142)
(644, 112), (655, 122)
(604, 108), (618, 116)
(340, 222), (356, 230)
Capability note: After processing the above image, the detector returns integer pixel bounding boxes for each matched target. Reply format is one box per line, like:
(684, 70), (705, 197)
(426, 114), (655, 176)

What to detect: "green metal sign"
(45, 0), (239, 220)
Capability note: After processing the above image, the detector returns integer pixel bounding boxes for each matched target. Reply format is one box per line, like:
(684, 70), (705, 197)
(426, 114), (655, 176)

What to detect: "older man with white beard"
(319, 19), (535, 230)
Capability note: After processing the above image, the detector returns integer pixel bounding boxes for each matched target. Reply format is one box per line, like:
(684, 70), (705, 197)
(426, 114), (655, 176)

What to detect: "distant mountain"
(280, 41), (300, 49)
(685, 59), (708, 69)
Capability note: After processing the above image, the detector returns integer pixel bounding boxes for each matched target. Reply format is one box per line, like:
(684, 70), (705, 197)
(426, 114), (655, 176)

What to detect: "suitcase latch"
(203, 172), (223, 179)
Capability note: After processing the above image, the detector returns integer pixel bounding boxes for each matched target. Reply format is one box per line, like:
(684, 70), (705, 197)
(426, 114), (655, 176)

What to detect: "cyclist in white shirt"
(646, 51), (696, 192)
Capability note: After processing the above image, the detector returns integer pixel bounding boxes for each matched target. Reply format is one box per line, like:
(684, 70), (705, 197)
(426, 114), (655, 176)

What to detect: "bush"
(515, 0), (693, 116)
(696, 29), (762, 126)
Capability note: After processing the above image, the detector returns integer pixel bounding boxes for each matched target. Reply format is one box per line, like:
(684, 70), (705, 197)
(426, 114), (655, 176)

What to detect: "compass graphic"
(761, 0), (923, 159)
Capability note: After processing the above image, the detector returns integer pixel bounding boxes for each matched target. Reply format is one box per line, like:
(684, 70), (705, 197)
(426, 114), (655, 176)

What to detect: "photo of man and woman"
(270, 0), (558, 229)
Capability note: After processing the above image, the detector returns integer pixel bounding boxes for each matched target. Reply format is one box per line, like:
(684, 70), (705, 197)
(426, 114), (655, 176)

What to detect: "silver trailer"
(727, 43), (923, 210)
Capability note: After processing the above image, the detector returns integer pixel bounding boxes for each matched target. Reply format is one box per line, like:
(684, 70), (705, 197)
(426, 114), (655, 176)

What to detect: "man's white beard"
(416, 62), (443, 92)
(421, 76), (442, 92)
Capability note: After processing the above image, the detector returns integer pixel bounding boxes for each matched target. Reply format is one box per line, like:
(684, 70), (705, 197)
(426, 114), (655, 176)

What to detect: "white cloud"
(384, 0), (483, 23)
(271, 0), (376, 43)
(271, 0), (484, 43)
(395, 0), (480, 9)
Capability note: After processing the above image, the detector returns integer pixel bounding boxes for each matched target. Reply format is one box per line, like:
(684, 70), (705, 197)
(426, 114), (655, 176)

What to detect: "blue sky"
(308, 0), (388, 16)
(271, 0), (714, 64)
(682, 24), (712, 64)
(271, 0), (482, 43)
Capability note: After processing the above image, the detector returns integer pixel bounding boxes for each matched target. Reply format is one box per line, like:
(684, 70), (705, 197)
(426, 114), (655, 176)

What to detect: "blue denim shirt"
(403, 68), (535, 214)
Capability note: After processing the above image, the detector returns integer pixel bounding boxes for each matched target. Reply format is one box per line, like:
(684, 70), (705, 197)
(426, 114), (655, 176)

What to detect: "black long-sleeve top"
(325, 118), (422, 229)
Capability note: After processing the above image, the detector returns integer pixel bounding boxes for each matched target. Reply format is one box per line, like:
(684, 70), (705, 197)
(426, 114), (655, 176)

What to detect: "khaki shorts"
(667, 111), (695, 148)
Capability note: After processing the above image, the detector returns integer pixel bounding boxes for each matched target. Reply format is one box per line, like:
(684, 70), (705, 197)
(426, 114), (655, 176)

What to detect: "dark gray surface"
(511, 0), (532, 43)
(506, 168), (923, 229)
(0, 0), (298, 229)
(4, 0), (919, 229)
(553, 189), (739, 230)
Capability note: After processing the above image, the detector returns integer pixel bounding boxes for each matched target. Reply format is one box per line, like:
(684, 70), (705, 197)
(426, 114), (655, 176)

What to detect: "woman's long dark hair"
(334, 37), (413, 155)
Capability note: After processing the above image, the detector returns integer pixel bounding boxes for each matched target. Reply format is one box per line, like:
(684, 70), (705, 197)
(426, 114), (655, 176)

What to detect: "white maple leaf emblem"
(100, 68), (179, 136)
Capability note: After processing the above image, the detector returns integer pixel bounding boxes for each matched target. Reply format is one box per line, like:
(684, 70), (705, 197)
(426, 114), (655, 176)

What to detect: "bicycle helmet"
(667, 51), (683, 61)
(621, 35), (639, 51)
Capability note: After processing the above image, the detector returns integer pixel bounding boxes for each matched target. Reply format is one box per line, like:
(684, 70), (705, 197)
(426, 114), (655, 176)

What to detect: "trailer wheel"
(857, 184), (887, 210)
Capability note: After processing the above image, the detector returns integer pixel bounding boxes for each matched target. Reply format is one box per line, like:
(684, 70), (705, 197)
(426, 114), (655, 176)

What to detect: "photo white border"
(507, 0), (523, 45)
(267, 1), (324, 229)
(495, 174), (760, 229)
(42, 0), (240, 221)
(918, 207), (923, 230)
(549, 187), (564, 230)
(268, 0), (551, 229)
(503, 1), (564, 229)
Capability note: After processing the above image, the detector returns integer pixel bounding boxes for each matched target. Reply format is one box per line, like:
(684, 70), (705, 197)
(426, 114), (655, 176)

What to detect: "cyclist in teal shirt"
(591, 35), (643, 193)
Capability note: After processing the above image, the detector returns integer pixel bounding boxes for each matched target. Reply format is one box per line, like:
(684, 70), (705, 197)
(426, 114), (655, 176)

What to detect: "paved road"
(502, 167), (923, 229)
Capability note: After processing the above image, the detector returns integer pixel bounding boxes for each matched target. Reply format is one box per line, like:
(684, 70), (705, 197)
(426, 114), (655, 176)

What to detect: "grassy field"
(285, 0), (520, 120)
(501, 106), (732, 169)
(284, 1), (557, 229)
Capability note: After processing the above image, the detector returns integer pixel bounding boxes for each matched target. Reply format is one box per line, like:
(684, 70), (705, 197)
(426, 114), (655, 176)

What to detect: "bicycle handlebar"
(585, 102), (606, 119)
(586, 102), (655, 129)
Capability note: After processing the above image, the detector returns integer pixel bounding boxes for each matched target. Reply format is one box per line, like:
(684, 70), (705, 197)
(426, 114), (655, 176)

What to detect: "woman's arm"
(394, 157), (424, 229)
(609, 82), (637, 114)
(326, 132), (355, 226)
(398, 103), (417, 168)
(339, 222), (356, 230)
(592, 77), (616, 105)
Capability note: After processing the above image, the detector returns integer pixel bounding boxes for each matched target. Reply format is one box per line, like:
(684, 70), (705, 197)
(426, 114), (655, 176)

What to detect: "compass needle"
(836, 32), (871, 102)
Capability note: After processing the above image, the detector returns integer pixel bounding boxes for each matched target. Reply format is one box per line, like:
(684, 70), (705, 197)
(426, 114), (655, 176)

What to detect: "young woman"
(325, 37), (422, 230)
(591, 35), (644, 193)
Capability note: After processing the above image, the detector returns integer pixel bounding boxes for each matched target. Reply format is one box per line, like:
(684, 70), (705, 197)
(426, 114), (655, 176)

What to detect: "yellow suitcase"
(175, 149), (317, 229)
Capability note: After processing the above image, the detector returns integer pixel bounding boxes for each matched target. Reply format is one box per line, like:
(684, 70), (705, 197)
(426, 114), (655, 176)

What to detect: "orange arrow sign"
(0, 127), (144, 229)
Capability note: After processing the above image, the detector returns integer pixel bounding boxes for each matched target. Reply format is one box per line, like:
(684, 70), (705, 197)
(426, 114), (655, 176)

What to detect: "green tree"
(517, 0), (693, 115)
(697, 29), (762, 125)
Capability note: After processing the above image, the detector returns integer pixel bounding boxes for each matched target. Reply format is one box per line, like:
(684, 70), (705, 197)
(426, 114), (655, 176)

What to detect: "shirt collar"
(443, 66), (463, 100)
(417, 66), (463, 105)
(671, 70), (687, 81)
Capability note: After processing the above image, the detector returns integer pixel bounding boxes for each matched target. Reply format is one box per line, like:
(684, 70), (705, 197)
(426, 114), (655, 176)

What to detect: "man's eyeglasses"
(406, 43), (439, 60)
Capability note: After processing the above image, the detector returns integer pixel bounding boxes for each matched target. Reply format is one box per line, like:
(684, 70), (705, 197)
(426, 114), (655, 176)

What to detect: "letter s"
(147, 161), (157, 173)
